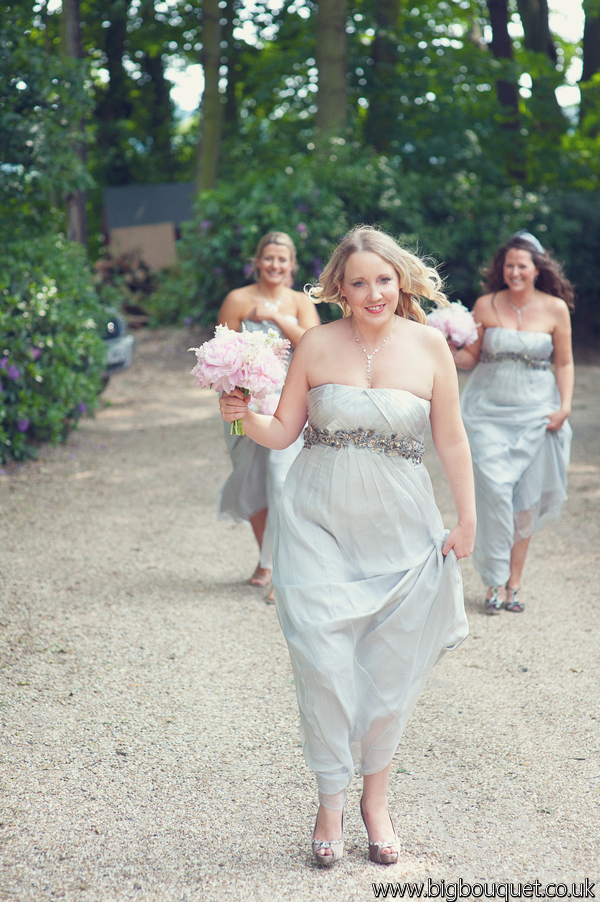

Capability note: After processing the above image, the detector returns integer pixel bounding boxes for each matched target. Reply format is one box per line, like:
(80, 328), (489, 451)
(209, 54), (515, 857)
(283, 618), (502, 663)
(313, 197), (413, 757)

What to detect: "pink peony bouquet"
(426, 301), (479, 348)
(189, 324), (290, 435)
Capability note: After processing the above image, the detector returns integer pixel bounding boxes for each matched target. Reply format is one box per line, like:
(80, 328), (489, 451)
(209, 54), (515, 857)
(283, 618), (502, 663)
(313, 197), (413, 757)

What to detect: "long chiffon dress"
(217, 318), (303, 570)
(460, 327), (572, 588)
(272, 384), (468, 801)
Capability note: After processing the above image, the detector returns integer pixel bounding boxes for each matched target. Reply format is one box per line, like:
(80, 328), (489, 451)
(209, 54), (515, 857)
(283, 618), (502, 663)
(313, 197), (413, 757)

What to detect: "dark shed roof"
(103, 182), (195, 230)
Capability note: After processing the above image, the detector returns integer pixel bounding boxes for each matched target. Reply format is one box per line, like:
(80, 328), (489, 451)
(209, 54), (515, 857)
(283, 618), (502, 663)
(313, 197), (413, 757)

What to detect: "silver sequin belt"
(480, 350), (551, 370)
(303, 423), (424, 465)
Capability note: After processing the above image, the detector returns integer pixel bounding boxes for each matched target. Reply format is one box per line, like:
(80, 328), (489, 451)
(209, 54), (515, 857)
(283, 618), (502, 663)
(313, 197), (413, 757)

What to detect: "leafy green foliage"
(0, 5), (94, 242)
(0, 236), (107, 462)
(149, 142), (597, 327)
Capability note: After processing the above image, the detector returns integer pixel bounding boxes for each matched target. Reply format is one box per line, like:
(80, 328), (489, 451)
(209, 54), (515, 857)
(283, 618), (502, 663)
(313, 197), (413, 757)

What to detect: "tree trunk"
(142, 52), (176, 179)
(486, 0), (525, 179)
(95, 1), (133, 185)
(516, 0), (564, 138)
(196, 0), (223, 192)
(516, 0), (556, 60)
(579, 0), (600, 133)
(63, 0), (88, 246)
(223, 0), (238, 137)
(365, 0), (400, 152)
(314, 0), (347, 133)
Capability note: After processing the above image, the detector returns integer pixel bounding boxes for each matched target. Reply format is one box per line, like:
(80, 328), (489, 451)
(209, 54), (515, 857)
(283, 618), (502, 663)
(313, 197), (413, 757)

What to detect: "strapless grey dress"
(461, 328), (572, 587)
(217, 318), (303, 570)
(273, 384), (468, 798)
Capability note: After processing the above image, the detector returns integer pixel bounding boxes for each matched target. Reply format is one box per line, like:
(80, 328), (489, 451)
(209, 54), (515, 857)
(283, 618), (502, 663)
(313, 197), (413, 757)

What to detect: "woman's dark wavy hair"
(483, 236), (575, 312)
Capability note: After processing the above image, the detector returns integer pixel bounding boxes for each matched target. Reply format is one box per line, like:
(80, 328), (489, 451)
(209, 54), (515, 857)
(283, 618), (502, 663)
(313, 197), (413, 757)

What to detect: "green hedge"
(0, 235), (107, 462)
(148, 146), (600, 333)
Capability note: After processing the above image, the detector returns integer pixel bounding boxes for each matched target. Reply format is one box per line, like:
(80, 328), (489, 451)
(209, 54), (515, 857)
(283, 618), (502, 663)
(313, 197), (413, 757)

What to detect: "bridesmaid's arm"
(548, 301), (574, 432)
(428, 333), (476, 559)
(217, 290), (246, 331)
(449, 298), (486, 370)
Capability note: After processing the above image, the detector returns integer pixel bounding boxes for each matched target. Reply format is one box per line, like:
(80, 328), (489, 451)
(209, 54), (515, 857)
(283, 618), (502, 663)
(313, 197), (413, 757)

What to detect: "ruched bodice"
(307, 384), (430, 440)
(482, 326), (552, 360)
(461, 327), (571, 586)
(273, 384), (467, 797)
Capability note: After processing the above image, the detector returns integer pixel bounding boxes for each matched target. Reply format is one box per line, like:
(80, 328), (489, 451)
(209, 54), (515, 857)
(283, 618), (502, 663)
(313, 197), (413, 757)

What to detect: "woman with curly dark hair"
(451, 232), (574, 615)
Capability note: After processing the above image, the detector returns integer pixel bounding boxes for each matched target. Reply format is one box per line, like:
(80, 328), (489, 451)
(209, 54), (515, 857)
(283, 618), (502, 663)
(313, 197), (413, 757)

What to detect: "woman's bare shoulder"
(298, 318), (342, 343)
(401, 316), (447, 349)
(472, 292), (496, 312)
(539, 290), (569, 312)
(223, 285), (255, 306)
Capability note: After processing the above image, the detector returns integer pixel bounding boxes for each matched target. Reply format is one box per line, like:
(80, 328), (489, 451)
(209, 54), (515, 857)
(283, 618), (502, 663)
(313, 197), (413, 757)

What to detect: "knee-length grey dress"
(461, 327), (572, 587)
(273, 384), (468, 798)
(217, 318), (303, 569)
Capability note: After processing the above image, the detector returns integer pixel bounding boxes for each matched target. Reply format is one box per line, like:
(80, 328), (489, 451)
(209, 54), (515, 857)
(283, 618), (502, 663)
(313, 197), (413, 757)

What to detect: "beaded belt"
(303, 423), (424, 465)
(480, 350), (550, 370)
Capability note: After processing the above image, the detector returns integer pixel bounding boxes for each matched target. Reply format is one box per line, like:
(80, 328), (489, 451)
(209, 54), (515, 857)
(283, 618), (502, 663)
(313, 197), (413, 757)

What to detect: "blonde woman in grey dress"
(217, 232), (320, 600)
(220, 227), (475, 866)
(452, 233), (574, 614)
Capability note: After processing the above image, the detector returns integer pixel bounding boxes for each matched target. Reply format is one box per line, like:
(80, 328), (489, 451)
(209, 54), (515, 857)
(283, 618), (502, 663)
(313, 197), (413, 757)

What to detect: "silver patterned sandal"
(360, 798), (399, 865)
(312, 812), (344, 867)
(505, 586), (524, 613)
(485, 587), (504, 615)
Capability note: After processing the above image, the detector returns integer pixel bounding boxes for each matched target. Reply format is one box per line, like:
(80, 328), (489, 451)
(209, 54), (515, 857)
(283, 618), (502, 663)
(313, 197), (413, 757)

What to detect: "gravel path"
(1, 328), (599, 902)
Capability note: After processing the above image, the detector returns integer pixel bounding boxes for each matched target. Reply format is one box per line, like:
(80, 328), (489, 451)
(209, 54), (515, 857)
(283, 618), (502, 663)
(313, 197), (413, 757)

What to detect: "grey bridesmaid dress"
(273, 384), (468, 799)
(461, 327), (572, 588)
(217, 318), (303, 570)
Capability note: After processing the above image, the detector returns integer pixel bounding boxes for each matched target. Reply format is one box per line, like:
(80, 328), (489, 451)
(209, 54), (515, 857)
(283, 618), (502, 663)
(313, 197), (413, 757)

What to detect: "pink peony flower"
(189, 324), (290, 434)
(426, 302), (479, 347)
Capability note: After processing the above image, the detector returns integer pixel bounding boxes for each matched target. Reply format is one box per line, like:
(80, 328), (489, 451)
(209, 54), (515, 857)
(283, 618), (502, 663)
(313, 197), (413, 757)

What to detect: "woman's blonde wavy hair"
(307, 226), (448, 323)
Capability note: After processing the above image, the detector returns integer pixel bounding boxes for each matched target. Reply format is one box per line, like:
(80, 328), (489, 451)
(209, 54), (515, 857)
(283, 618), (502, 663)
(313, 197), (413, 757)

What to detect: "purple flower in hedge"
(312, 257), (324, 275)
(0, 382), (3, 393)
(213, 266), (223, 275)
(296, 203), (309, 213)
(200, 220), (212, 230)
(7, 365), (20, 380)
(30, 347), (41, 360)
(296, 222), (307, 234)
(243, 262), (253, 278)
(0, 357), (7, 370)
(17, 418), (30, 432)
(78, 402), (87, 414)
(183, 316), (193, 326)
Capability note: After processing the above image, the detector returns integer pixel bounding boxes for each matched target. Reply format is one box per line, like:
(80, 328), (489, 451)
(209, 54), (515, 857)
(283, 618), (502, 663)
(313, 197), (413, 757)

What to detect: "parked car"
(99, 307), (135, 380)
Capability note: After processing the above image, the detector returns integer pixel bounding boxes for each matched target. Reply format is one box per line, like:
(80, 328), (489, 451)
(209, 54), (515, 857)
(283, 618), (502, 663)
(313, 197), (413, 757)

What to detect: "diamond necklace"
(507, 297), (532, 329)
(352, 319), (395, 388)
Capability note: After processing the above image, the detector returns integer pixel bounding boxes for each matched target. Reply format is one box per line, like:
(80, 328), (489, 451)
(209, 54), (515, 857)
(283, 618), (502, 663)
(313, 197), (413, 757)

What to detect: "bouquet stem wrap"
(230, 388), (250, 436)
(189, 324), (290, 436)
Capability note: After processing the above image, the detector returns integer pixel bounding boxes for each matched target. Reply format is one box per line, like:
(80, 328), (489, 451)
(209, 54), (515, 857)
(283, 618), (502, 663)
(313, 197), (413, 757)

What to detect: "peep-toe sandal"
(312, 812), (344, 867)
(360, 798), (399, 865)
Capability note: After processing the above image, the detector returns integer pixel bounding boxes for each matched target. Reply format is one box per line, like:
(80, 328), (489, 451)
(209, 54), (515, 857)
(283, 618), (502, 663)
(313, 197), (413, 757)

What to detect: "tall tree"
(364, 0), (400, 153)
(579, 0), (600, 134)
(196, 0), (223, 191)
(94, 0), (134, 185)
(486, 0), (524, 179)
(315, 0), (347, 133)
(63, 0), (88, 246)
(515, 0), (564, 139)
